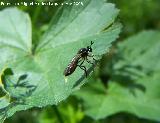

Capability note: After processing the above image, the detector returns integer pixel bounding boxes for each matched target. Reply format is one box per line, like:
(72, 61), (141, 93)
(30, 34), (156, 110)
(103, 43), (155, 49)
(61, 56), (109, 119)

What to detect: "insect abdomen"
(64, 56), (79, 76)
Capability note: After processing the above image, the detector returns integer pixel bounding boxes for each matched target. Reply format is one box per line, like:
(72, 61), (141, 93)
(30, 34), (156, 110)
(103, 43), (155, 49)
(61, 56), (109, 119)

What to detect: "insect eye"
(89, 48), (92, 52)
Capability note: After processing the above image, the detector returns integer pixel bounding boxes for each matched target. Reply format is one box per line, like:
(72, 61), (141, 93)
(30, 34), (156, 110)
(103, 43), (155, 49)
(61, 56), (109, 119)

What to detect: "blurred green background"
(1, 0), (160, 123)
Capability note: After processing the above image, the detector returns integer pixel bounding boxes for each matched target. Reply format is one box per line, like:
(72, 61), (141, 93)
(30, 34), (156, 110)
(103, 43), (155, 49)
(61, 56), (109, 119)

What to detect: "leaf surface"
(75, 31), (160, 121)
(0, 0), (121, 120)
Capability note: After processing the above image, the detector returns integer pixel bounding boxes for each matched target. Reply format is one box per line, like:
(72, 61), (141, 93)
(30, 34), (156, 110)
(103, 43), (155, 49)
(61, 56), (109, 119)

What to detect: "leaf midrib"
(36, 0), (91, 52)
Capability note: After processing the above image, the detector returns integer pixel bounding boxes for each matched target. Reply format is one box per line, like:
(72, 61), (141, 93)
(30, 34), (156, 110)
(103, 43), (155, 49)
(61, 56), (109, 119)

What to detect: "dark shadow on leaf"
(0, 98), (27, 122)
(14, 74), (28, 88)
(17, 85), (37, 99)
(111, 74), (146, 96)
(1, 68), (14, 88)
(15, 74), (28, 87)
(0, 68), (37, 118)
(3, 68), (14, 76)
(108, 59), (147, 96)
(100, 62), (146, 96)
(2, 71), (37, 95)
(11, 73), (37, 99)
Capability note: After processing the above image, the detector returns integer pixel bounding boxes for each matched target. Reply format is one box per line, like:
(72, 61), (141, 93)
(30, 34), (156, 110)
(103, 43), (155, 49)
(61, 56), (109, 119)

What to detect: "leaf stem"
(53, 106), (64, 123)
(32, 6), (42, 25)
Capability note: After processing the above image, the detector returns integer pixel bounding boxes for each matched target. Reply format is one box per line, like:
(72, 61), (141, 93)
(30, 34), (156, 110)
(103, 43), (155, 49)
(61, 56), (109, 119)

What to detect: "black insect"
(64, 41), (96, 77)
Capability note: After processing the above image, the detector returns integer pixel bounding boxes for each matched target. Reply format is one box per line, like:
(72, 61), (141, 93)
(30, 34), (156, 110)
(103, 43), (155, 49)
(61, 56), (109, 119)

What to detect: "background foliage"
(0, 0), (160, 123)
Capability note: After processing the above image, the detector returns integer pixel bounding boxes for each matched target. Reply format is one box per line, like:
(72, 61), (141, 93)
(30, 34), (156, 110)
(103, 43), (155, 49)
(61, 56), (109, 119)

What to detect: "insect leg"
(78, 58), (85, 66)
(86, 58), (94, 65)
(86, 54), (97, 65)
(78, 58), (88, 77)
(88, 54), (97, 61)
(77, 65), (87, 77)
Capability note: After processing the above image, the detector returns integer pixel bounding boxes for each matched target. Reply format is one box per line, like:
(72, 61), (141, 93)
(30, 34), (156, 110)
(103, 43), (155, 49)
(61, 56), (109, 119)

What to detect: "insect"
(64, 41), (96, 78)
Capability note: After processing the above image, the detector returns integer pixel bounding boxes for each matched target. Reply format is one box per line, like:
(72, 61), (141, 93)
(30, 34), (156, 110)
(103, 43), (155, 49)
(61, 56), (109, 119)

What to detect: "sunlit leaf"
(0, 0), (121, 121)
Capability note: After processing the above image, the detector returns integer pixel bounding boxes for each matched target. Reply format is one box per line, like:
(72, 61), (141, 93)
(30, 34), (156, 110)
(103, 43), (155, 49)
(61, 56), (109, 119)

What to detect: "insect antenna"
(90, 41), (94, 47)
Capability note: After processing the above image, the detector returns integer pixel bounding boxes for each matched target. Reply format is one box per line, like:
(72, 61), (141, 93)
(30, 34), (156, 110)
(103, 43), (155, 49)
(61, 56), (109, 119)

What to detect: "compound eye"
(89, 48), (92, 52)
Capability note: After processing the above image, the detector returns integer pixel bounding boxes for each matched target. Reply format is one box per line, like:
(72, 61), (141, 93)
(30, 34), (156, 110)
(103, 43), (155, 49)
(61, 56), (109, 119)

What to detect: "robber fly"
(64, 41), (96, 78)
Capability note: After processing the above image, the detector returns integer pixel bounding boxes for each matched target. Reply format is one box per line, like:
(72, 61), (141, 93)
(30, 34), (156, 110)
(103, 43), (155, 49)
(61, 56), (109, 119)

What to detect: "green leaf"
(75, 31), (160, 121)
(114, 30), (160, 75)
(0, 0), (121, 121)
(75, 73), (160, 121)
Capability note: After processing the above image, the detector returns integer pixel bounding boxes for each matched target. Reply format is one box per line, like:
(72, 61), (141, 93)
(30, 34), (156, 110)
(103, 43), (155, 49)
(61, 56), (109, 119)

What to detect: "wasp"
(64, 41), (96, 78)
